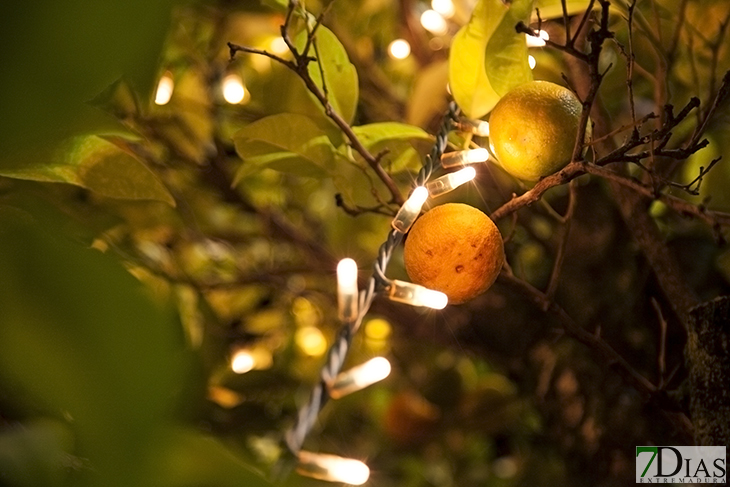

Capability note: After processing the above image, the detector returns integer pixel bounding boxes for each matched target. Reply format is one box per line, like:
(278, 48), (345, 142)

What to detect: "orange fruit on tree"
(488, 80), (585, 181)
(404, 203), (504, 304)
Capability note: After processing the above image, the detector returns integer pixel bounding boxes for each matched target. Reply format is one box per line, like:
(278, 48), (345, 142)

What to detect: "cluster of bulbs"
(288, 119), (490, 485)
(154, 70), (249, 106)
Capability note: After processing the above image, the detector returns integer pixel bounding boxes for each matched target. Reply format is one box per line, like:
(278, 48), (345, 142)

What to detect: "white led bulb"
(427, 166), (477, 197)
(296, 451), (370, 485)
(392, 186), (429, 233)
(440, 148), (489, 168)
(387, 279), (448, 309)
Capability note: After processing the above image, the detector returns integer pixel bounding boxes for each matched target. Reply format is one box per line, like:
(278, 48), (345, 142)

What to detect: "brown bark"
(687, 297), (730, 449)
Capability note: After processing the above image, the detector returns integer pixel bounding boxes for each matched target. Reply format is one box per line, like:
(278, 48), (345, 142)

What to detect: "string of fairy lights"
(149, 6), (550, 483)
(281, 102), (501, 485)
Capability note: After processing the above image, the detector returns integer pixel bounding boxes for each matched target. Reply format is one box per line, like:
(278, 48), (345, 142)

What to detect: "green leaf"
(149, 428), (273, 487)
(0, 418), (75, 487)
(406, 60), (450, 128)
(449, 0), (534, 118)
(0, 1), (181, 160)
(0, 212), (187, 486)
(484, 0), (534, 97)
(294, 26), (359, 124)
(233, 113), (336, 183)
(351, 122), (433, 172)
(0, 135), (176, 206)
(352, 122), (431, 147)
(236, 152), (330, 181)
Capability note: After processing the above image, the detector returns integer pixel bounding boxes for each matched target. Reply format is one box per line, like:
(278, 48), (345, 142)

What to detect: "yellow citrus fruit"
(489, 80), (584, 181)
(404, 203), (503, 304)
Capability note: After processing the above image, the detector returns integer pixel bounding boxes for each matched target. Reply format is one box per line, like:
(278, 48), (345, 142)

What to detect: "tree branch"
(227, 2), (405, 206)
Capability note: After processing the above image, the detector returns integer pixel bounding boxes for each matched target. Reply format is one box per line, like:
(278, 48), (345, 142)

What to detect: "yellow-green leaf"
(294, 26), (359, 124)
(449, 0), (534, 118)
(0, 135), (175, 206)
(233, 113), (335, 183)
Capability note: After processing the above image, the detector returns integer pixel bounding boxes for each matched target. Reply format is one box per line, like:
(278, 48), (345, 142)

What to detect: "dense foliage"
(1, 0), (729, 486)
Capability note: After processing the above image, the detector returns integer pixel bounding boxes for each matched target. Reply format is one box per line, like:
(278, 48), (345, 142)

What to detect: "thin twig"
(544, 180), (578, 303)
(228, 2), (405, 206)
(498, 271), (693, 442)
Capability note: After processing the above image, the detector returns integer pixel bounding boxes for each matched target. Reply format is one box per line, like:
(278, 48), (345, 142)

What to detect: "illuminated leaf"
(294, 26), (359, 124)
(406, 60), (450, 128)
(0, 135), (175, 206)
(484, 0), (534, 97)
(449, 0), (534, 118)
(352, 122), (432, 172)
(233, 113), (336, 182)
(352, 122), (431, 147)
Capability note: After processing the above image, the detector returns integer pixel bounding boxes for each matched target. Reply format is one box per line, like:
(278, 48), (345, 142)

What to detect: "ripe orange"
(404, 203), (503, 304)
(488, 80), (584, 181)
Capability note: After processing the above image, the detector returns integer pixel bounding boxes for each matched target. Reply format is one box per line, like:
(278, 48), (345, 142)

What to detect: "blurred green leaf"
(0, 1), (182, 163)
(406, 60), (450, 128)
(449, 0), (534, 118)
(0, 212), (186, 486)
(484, 0), (534, 97)
(89, 78), (141, 121)
(150, 428), (272, 487)
(0, 418), (76, 487)
(294, 25), (359, 125)
(0, 135), (176, 206)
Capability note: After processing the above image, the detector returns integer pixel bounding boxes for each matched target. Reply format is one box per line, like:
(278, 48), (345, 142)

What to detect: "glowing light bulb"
(296, 451), (370, 485)
(440, 148), (490, 168)
(525, 30), (549, 47)
(231, 349), (255, 374)
(420, 10), (448, 35)
(296, 326), (327, 356)
(388, 39), (411, 59)
(431, 0), (455, 18)
(457, 119), (490, 137)
(154, 72), (174, 105)
(392, 186), (429, 233)
(528, 55), (536, 69)
(427, 166), (477, 197)
(269, 36), (289, 55)
(207, 386), (245, 408)
(328, 357), (392, 399)
(222, 73), (247, 104)
(337, 258), (359, 322)
(387, 279), (448, 309)
(364, 318), (392, 341)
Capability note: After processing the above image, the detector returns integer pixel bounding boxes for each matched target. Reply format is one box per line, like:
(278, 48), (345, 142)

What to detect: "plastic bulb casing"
(387, 279), (448, 309)
(154, 72), (174, 105)
(328, 357), (392, 399)
(296, 451), (370, 485)
(427, 166), (476, 197)
(440, 148), (489, 168)
(457, 119), (490, 137)
(337, 258), (359, 322)
(392, 186), (429, 233)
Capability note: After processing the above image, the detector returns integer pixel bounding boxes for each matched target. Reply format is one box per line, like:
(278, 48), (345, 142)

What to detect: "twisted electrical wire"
(284, 102), (460, 456)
